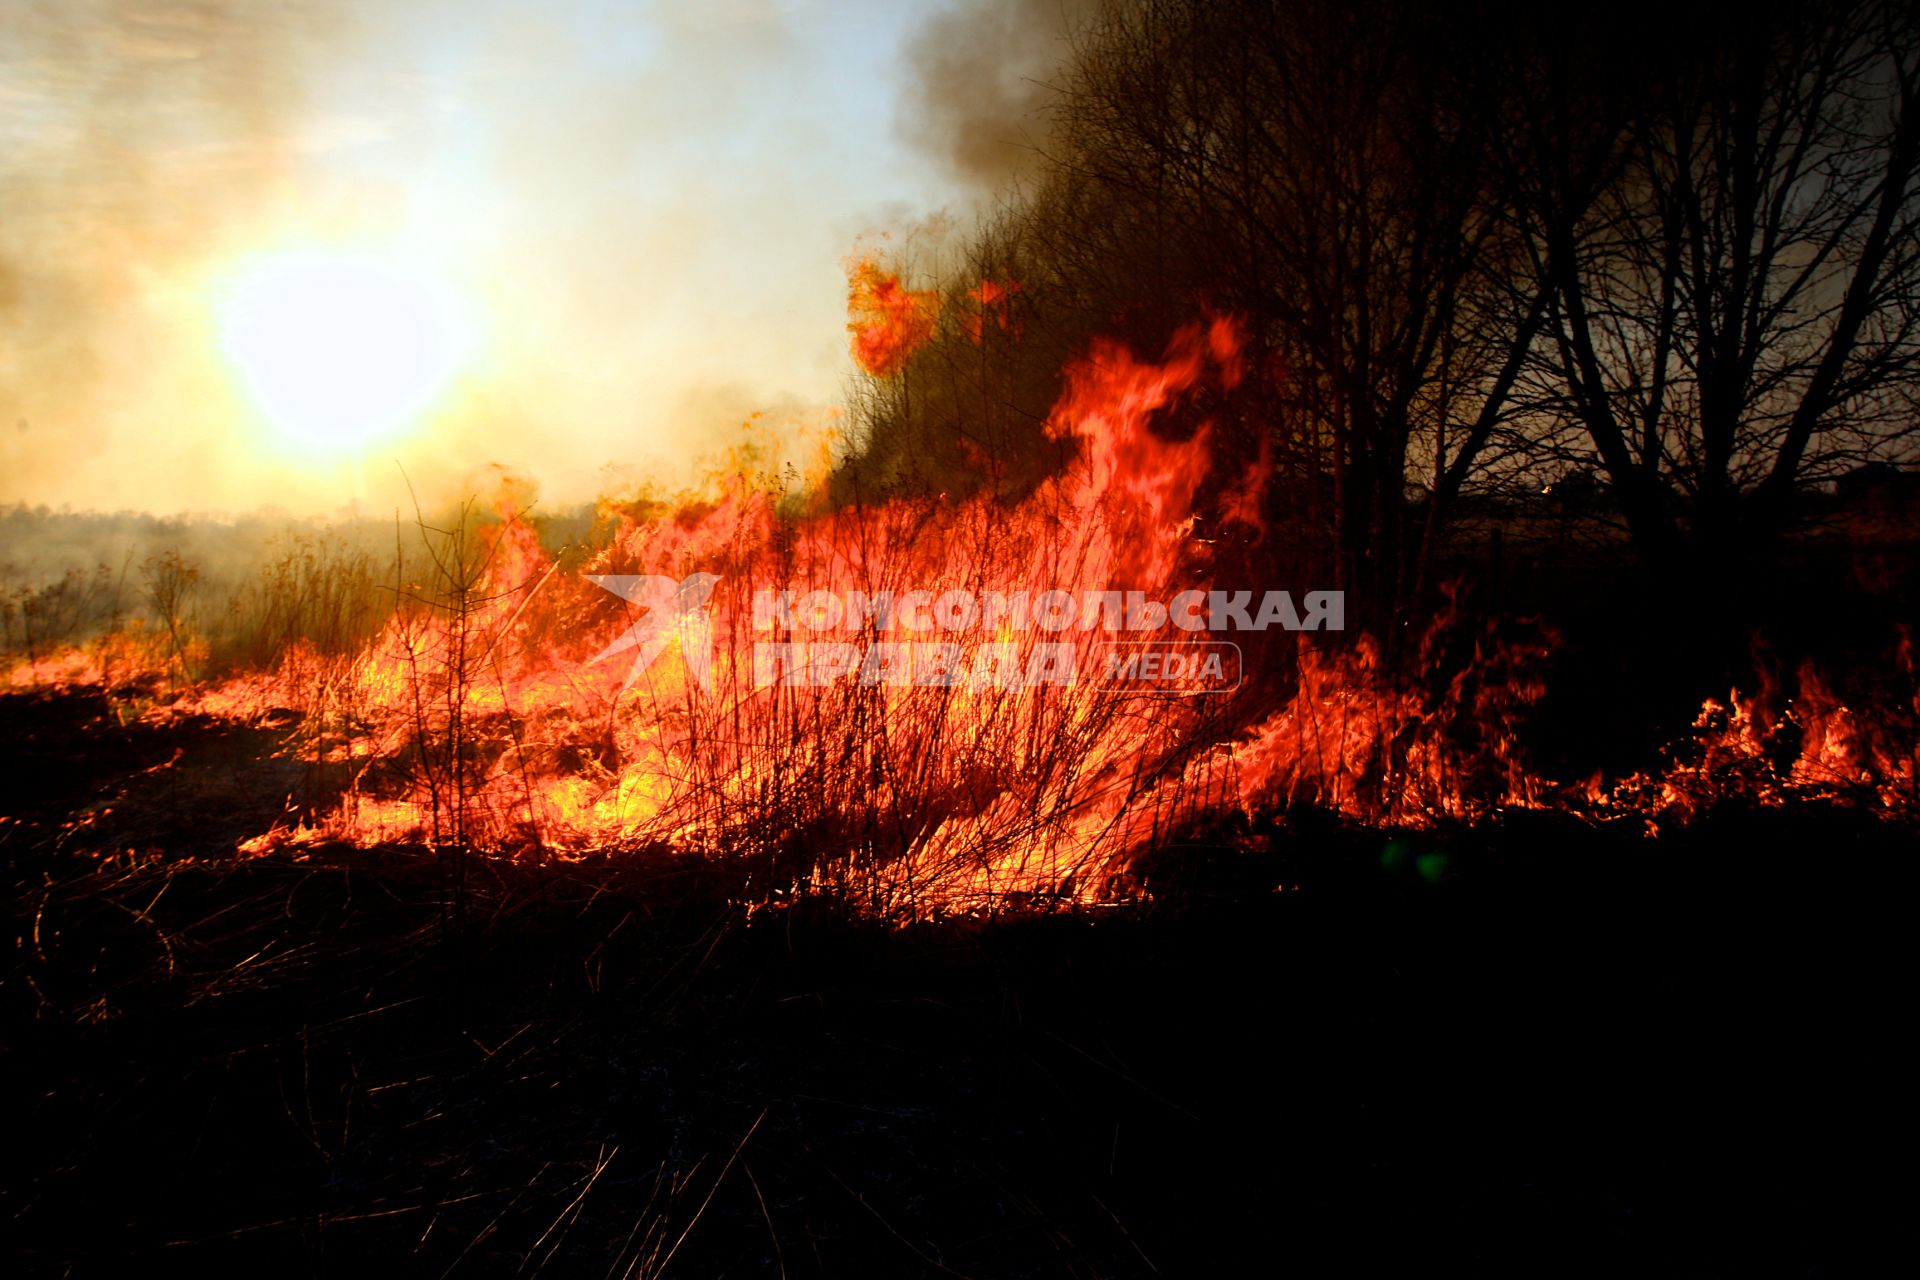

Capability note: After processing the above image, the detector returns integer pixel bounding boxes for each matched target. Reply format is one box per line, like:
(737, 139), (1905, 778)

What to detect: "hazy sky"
(0, 0), (1030, 516)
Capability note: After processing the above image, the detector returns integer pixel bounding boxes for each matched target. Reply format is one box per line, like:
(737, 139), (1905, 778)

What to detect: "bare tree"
(977, 0), (1553, 626)
(851, 0), (1920, 638)
(1517, 0), (1920, 568)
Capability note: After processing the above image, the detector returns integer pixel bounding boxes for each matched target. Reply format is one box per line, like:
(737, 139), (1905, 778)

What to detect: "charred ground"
(1, 687), (1904, 1278)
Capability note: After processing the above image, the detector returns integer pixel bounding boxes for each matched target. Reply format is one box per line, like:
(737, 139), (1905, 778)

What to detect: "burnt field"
(1, 685), (1905, 1278)
(8, 2), (1920, 1268)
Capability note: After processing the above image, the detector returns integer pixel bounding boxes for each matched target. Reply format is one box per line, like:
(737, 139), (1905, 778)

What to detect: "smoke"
(895, 0), (1096, 190)
(0, 1), (356, 496)
(0, 2), (974, 519)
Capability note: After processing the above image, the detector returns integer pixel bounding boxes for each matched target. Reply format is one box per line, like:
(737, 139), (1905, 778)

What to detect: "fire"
(186, 316), (1274, 909)
(844, 253), (939, 377)
(963, 277), (1022, 344)
(11, 294), (1918, 919)
(1599, 646), (1920, 827)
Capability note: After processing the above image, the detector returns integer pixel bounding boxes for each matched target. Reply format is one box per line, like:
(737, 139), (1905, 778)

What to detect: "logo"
(583, 577), (1341, 696)
(587, 573), (720, 691)
(1095, 640), (1243, 693)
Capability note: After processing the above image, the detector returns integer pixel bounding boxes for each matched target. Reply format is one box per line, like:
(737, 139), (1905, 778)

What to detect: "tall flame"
(11, 305), (1917, 918)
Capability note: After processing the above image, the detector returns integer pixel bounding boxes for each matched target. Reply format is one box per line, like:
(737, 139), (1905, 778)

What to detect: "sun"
(218, 251), (472, 449)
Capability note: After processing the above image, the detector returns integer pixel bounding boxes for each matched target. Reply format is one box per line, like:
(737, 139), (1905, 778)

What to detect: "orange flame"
(962, 276), (1022, 344)
(12, 292), (1918, 919)
(845, 253), (940, 377)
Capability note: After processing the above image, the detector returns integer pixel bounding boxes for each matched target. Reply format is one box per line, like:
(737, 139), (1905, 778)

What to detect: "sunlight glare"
(218, 252), (472, 449)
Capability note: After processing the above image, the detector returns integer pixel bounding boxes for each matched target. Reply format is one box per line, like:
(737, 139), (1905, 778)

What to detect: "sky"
(0, 0), (1048, 517)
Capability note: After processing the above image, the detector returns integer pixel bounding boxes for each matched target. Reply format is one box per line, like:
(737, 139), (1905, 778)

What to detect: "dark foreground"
(0, 690), (1904, 1277)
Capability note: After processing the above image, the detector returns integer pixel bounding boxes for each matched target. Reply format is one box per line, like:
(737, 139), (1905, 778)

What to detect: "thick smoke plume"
(896, 0), (1095, 190)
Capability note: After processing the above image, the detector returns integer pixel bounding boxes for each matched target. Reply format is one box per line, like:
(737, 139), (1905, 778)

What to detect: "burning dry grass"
(7, 317), (1918, 920)
(1599, 643), (1920, 823)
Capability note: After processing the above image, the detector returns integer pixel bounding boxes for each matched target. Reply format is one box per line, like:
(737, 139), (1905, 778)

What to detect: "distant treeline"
(0, 503), (600, 669)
